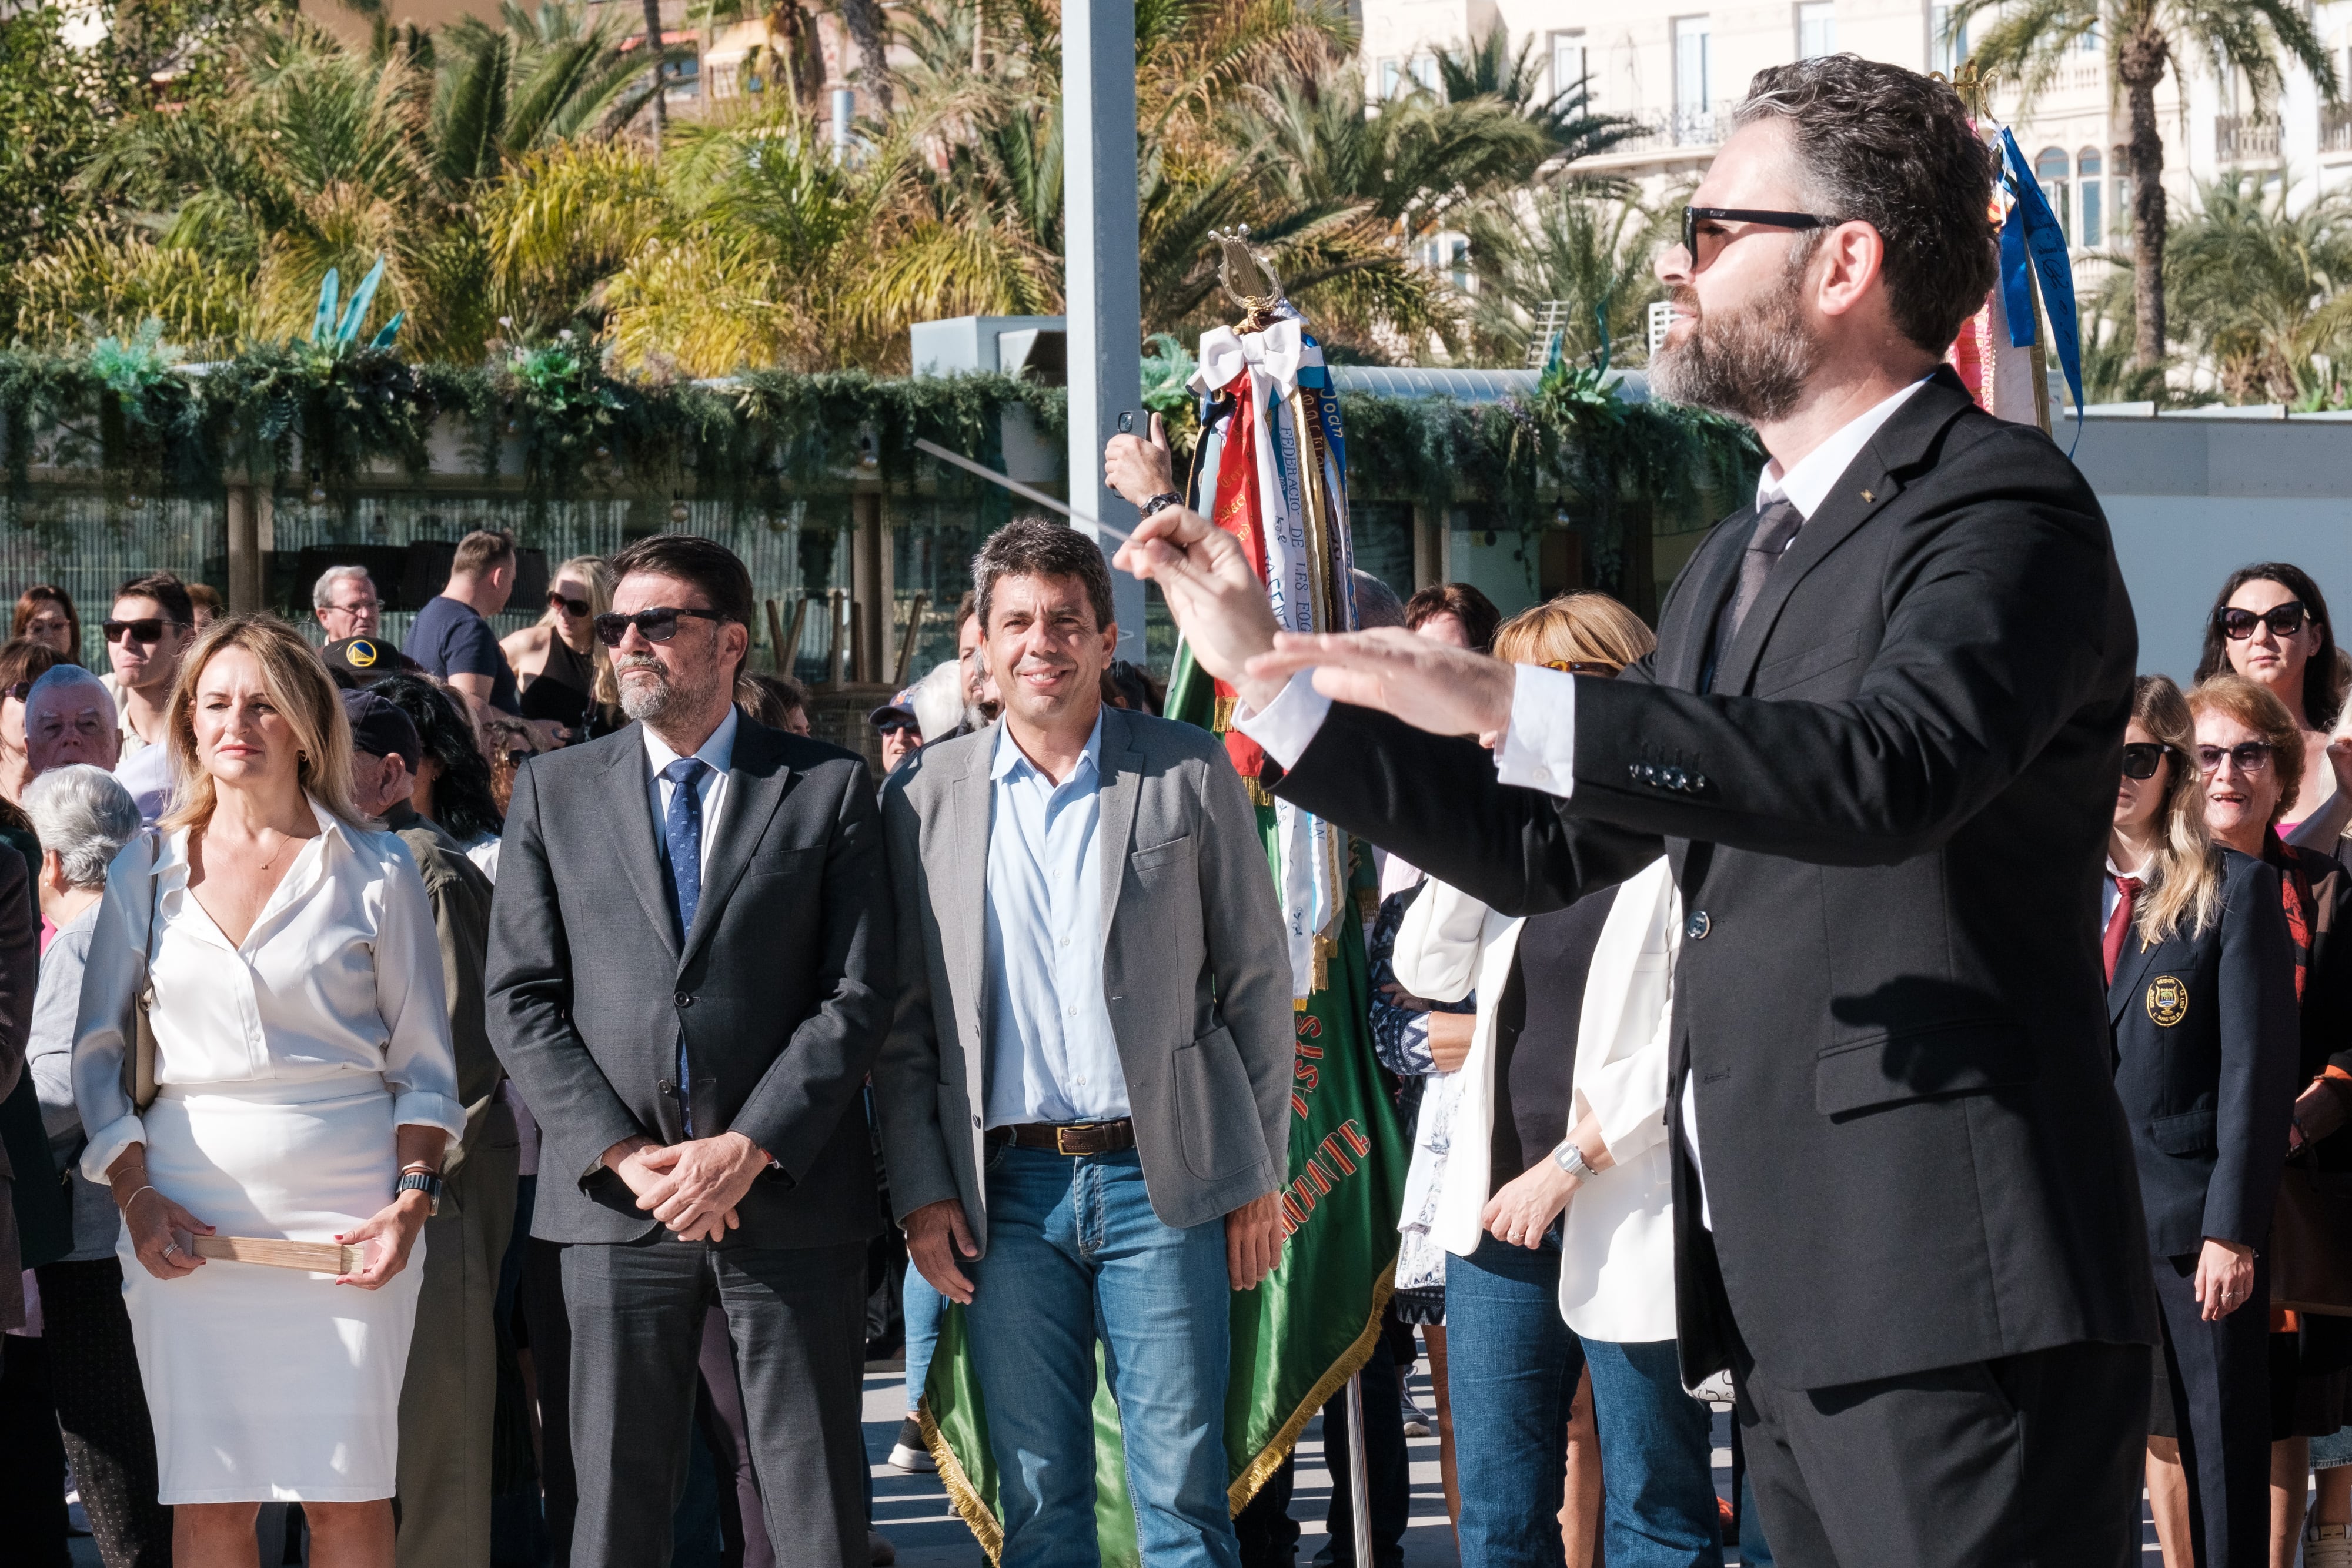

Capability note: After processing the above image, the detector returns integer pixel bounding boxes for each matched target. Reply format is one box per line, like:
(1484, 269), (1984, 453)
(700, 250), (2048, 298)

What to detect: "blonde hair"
(160, 614), (366, 832)
(1492, 593), (1657, 671)
(541, 554), (620, 710)
(2129, 675), (2223, 946)
(2187, 673), (2307, 825)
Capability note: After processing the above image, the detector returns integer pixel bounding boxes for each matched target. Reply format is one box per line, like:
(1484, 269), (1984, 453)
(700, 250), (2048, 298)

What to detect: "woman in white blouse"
(72, 614), (464, 1564)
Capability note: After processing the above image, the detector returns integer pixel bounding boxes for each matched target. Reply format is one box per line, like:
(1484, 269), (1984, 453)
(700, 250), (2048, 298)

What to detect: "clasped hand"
(606, 1133), (765, 1242)
(1104, 423), (1518, 741)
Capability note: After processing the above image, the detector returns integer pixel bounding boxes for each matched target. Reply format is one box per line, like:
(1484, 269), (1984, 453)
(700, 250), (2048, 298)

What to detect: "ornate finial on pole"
(1211, 225), (1288, 329)
(1932, 60), (2000, 121)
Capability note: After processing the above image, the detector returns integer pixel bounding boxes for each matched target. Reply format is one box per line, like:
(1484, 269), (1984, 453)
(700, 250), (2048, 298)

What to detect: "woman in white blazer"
(1390, 596), (1735, 1568)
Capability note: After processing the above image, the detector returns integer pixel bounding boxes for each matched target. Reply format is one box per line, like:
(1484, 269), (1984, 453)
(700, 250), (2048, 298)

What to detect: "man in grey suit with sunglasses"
(488, 533), (891, 1568)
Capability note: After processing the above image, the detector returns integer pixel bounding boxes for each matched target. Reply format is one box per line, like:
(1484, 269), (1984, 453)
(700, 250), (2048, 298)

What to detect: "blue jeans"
(1446, 1234), (1725, 1568)
(904, 1268), (946, 1414)
(964, 1145), (1240, 1568)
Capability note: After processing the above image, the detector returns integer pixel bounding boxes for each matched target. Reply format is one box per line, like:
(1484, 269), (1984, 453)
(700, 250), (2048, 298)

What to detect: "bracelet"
(119, 1184), (163, 1217)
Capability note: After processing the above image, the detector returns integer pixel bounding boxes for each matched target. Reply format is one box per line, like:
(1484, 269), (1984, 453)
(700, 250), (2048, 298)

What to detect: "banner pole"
(1344, 1371), (1373, 1568)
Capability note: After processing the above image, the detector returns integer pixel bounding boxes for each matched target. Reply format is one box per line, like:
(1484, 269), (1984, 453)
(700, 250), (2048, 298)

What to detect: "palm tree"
(1951, 0), (2337, 369)
(1462, 189), (1669, 367)
(1432, 21), (1640, 179)
(65, 4), (679, 356)
(2163, 169), (2352, 402)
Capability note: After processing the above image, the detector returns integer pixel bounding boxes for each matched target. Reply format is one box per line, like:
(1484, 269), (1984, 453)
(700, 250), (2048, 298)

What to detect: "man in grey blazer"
(874, 518), (1292, 1568)
(487, 534), (891, 1568)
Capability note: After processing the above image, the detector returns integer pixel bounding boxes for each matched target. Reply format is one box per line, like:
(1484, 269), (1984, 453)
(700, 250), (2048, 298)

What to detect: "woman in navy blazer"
(2110, 674), (2299, 1568)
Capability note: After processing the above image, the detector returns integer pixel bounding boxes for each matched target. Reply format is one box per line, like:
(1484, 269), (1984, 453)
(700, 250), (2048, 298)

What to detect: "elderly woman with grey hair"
(23, 763), (169, 1567)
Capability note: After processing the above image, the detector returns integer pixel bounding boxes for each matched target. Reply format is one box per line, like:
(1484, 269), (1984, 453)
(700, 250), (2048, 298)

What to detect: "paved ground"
(57, 1352), (2196, 1565)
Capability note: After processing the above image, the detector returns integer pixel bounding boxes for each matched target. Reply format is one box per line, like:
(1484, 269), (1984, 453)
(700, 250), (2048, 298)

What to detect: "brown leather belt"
(987, 1118), (1137, 1155)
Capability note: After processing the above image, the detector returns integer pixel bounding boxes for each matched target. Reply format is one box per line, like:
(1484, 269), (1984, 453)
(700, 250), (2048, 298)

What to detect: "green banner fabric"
(920, 643), (1409, 1563)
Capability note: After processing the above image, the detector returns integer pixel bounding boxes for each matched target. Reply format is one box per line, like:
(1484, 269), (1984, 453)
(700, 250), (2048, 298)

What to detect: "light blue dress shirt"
(982, 714), (1130, 1129)
(643, 705), (737, 885)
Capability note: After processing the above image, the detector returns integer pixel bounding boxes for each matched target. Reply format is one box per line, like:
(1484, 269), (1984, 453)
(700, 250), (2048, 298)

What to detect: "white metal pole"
(1344, 1370), (1373, 1568)
(1061, 0), (1147, 651)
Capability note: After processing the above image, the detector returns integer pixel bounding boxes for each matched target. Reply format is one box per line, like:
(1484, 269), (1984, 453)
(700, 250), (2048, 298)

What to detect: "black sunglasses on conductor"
(2217, 601), (2308, 640)
(2120, 742), (2175, 780)
(592, 606), (724, 648)
(1681, 206), (1845, 262)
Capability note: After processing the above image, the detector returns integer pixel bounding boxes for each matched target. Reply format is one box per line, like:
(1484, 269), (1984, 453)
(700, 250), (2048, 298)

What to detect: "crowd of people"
(0, 46), (2348, 1568)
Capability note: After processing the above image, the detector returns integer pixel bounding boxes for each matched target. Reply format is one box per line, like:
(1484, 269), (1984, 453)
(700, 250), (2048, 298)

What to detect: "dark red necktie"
(2103, 876), (2143, 984)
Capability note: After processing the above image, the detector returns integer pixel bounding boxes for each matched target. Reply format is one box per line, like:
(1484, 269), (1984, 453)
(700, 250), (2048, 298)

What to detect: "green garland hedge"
(0, 335), (1759, 542)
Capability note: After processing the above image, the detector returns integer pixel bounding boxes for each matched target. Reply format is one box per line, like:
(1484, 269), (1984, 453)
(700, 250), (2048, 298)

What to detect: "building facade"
(1360, 0), (2352, 299)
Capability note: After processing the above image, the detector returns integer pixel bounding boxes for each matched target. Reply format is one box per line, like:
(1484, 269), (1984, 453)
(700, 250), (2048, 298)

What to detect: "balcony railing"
(2324, 102), (2352, 155)
(1592, 99), (1738, 158)
(2216, 113), (2282, 162)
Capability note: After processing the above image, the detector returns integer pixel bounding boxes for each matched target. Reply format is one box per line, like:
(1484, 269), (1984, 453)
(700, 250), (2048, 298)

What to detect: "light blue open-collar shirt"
(981, 713), (1130, 1129)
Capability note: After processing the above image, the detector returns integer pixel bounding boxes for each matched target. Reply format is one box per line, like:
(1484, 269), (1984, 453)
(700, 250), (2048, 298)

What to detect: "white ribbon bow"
(1191, 318), (1305, 399)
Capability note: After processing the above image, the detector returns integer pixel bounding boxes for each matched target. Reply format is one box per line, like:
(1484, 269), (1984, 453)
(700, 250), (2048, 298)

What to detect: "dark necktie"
(662, 756), (707, 1134)
(1726, 498), (1806, 644)
(2103, 875), (2142, 984)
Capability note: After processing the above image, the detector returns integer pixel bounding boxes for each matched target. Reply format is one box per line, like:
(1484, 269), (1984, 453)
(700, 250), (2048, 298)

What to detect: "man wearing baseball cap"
(343, 688), (517, 1568)
(323, 634), (421, 689)
(868, 687), (923, 775)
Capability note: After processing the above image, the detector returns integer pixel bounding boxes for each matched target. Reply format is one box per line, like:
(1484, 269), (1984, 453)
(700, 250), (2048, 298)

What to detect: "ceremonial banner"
(920, 301), (1408, 1565)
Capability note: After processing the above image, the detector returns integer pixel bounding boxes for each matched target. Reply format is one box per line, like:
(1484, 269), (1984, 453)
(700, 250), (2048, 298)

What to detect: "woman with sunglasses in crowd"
(2107, 676), (2297, 1568)
(2196, 565), (2352, 849)
(2186, 675), (2352, 1567)
(502, 555), (618, 742)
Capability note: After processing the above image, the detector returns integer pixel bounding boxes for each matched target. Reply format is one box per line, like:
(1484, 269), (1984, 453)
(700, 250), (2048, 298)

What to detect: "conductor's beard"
(1648, 253), (1823, 424)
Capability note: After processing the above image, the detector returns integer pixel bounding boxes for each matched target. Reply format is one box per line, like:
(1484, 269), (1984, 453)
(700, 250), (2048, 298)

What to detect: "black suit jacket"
(1273, 370), (2161, 1389)
(487, 717), (893, 1249)
(2109, 849), (2297, 1259)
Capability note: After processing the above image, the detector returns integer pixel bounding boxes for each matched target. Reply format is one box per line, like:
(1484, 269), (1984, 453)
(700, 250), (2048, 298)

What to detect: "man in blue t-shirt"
(410, 529), (522, 718)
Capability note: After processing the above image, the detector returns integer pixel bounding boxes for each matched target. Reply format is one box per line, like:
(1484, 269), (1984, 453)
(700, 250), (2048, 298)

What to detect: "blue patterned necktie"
(662, 755), (708, 938)
(662, 755), (707, 1135)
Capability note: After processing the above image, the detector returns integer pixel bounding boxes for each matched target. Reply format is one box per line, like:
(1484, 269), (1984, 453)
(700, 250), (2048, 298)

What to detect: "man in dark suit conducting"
(487, 534), (891, 1568)
(1107, 56), (2157, 1567)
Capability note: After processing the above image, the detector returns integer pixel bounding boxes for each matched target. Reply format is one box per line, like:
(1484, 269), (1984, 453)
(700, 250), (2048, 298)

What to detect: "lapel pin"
(1861, 489), (1875, 503)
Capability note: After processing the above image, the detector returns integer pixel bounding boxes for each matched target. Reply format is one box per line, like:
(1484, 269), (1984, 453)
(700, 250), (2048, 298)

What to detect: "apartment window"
(1379, 58), (1402, 96)
(1551, 32), (1589, 102)
(1930, 5), (1967, 74)
(2077, 146), (2102, 246)
(1410, 53), (1439, 92)
(2078, 21), (2100, 54)
(1798, 2), (1835, 59)
(663, 49), (700, 100)
(1675, 16), (1712, 138)
(2034, 146), (2071, 243)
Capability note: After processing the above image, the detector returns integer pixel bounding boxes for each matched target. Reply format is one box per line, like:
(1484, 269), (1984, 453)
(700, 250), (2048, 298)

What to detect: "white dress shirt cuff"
(1493, 664), (1579, 798)
(78, 1112), (147, 1186)
(392, 1090), (470, 1145)
(1231, 673), (1332, 771)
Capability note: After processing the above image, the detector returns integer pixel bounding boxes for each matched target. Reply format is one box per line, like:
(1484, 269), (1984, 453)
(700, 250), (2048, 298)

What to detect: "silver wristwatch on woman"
(1551, 1138), (1595, 1180)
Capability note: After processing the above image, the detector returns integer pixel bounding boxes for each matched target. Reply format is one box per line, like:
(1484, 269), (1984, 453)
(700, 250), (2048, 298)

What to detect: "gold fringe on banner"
(918, 1399), (1005, 1564)
(1225, 1263), (1400, 1512)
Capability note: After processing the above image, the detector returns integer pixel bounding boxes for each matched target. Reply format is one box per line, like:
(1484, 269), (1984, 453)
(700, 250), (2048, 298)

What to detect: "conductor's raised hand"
(1244, 628), (1518, 743)
(1104, 421), (1285, 713)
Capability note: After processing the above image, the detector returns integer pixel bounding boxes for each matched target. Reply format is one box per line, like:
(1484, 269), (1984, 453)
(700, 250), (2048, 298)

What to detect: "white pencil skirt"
(119, 1076), (425, 1504)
